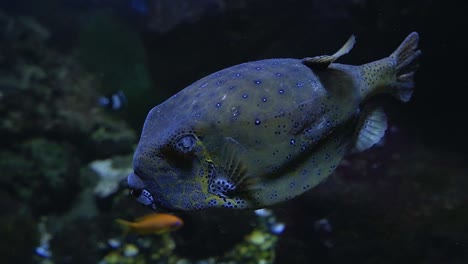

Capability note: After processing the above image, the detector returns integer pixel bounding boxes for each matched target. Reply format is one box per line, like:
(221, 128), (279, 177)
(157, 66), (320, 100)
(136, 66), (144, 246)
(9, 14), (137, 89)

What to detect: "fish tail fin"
(359, 32), (421, 102)
(115, 219), (132, 230)
(388, 32), (421, 102)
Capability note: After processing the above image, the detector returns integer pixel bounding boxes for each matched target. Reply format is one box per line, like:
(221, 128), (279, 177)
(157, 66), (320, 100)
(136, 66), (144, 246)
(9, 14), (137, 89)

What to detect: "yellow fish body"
(127, 33), (420, 211)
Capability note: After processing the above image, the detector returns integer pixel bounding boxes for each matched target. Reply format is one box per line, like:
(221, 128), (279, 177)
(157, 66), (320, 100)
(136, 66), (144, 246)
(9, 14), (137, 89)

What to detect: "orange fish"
(116, 213), (183, 235)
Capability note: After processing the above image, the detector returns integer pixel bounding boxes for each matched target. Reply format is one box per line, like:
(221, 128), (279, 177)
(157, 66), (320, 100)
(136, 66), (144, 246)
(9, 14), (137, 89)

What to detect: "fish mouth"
(127, 172), (157, 209)
(127, 172), (145, 190)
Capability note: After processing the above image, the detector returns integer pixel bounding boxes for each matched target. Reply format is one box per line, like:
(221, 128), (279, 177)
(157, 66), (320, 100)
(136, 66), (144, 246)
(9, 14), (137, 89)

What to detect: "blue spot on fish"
(131, 0), (148, 14)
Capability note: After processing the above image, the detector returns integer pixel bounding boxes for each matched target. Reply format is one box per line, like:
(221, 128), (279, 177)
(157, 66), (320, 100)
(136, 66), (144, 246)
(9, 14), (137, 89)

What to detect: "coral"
(35, 217), (53, 259)
(0, 12), (137, 263)
(219, 230), (277, 264)
(0, 190), (38, 264)
(89, 155), (133, 198)
(97, 209), (283, 264)
(0, 10), (138, 212)
(0, 138), (79, 214)
(0, 11), (136, 157)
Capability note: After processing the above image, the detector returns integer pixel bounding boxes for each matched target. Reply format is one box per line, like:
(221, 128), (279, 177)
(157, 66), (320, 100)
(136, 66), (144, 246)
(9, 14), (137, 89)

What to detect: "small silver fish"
(128, 32), (421, 211)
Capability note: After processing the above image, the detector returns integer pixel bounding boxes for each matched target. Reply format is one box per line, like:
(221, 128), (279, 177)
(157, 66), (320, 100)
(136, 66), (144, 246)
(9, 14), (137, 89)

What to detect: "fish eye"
(161, 133), (198, 170)
(171, 221), (183, 229)
(175, 135), (196, 153)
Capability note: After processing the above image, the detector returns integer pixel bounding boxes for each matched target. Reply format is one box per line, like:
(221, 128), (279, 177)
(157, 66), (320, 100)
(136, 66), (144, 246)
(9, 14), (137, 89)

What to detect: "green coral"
(97, 211), (281, 264)
(0, 138), (79, 214)
(0, 191), (38, 263)
(0, 11), (136, 156)
(25, 139), (69, 188)
(216, 230), (277, 264)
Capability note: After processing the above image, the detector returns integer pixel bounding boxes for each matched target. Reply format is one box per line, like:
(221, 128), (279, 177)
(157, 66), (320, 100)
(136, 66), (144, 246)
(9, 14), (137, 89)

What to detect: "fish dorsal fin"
(353, 107), (387, 152)
(135, 214), (153, 222)
(302, 35), (356, 70)
(134, 214), (159, 222)
(208, 137), (248, 198)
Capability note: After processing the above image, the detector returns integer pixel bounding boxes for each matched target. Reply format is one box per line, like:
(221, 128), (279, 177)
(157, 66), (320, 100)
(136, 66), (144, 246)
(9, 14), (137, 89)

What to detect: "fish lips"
(127, 172), (158, 210)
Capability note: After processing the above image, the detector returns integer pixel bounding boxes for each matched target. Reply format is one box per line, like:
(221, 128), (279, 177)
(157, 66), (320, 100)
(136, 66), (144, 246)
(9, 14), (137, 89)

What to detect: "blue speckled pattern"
(128, 33), (420, 211)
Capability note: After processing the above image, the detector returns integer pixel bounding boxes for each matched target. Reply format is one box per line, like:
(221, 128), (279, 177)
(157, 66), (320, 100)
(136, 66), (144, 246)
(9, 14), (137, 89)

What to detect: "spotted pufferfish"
(127, 32), (421, 211)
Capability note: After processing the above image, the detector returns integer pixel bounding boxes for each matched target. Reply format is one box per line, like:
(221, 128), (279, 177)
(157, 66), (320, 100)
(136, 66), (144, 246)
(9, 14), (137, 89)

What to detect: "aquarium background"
(0, 0), (467, 263)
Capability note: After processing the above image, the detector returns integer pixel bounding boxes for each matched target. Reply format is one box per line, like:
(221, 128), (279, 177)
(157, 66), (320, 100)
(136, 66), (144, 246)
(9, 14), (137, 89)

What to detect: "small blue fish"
(270, 222), (285, 235)
(98, 90), (127, 110)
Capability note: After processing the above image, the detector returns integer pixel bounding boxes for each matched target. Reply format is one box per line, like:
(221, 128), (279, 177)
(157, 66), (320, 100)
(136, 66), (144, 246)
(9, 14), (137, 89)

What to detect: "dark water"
(1, 0), (467, 263)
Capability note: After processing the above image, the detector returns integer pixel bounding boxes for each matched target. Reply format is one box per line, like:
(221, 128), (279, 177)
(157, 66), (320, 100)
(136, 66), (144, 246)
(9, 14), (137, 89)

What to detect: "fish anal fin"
(353, 107), (387, 152)
(154, 229), (169, 235)
(302, 35), (356, 70)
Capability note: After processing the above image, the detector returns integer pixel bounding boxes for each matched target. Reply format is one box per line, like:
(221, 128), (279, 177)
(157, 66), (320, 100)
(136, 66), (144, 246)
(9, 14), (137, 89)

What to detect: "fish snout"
(127, 172), (156, 209)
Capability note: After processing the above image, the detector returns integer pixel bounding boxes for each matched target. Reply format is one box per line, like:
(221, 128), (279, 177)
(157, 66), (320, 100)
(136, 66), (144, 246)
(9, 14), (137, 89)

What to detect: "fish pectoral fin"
(220, 137), (249, 185)
(353, 107), (387, 152)
(208, 137), (250, 198)
(302, 35), (356, 70)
